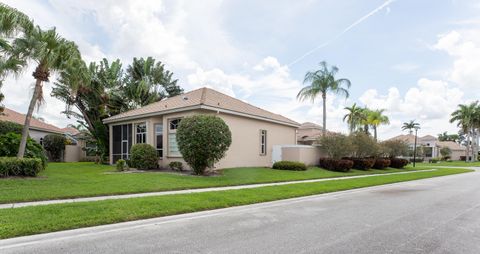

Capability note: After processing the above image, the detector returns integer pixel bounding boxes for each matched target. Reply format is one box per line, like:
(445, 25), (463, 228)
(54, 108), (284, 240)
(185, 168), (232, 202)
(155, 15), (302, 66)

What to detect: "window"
(260, 130), (267, 155)
(112, 124), (132, 163)
(168, 118), (182, 157)
(155, 124), (163, 158)
(39, 138), (44, 146)
(135, 123), (147, 144)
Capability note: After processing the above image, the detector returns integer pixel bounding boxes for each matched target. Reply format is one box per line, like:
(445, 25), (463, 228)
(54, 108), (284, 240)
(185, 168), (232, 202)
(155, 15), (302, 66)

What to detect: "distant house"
(296, 122), (336, 145)
(387, 134), (466, 160)
(0, 107), (64, 144)
(103, 87), (300, 169)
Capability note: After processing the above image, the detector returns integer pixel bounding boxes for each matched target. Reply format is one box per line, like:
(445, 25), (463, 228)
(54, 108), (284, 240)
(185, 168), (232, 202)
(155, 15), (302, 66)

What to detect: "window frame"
(135, 122), (147, 144)
(154, 123), (164, 159)
(260, 129), (267, 156)
(168, 118), (183, 157)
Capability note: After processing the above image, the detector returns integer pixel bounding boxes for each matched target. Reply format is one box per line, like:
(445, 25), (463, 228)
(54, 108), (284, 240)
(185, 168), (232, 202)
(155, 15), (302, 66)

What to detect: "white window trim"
(167, 118), (183, 157)
(135, 122), (147, 144)
(260, 129), (267, 156)
(154, 123), (164, 159)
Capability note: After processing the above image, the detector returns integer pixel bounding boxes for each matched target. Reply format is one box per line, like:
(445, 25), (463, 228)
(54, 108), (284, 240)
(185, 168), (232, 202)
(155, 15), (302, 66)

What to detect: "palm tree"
(343, 103), (363, 134)
(402, 120), (420, 135)
(366, 109), (389, 141)
(0, 3), (34, 114)
(450, 102), (479, 162)
(123, 57), (182, 109)
(9, 25), (80, 158)
(297, 61), (351, 136)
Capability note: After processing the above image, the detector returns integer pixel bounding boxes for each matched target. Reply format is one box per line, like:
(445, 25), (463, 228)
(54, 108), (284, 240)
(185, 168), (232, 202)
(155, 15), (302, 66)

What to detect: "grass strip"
(0, 167), (471, 239)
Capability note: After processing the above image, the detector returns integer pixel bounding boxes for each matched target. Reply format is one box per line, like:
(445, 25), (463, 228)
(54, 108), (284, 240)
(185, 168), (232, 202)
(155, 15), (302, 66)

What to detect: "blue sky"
(3, 0), (480, 139)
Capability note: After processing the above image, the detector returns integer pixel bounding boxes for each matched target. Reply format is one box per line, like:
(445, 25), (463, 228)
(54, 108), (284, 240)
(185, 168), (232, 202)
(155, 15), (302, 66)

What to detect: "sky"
(2, 0), (480, 140)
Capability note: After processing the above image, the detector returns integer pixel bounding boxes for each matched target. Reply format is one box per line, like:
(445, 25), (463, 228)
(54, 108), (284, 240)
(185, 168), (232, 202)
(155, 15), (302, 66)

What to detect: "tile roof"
(61, 127), (81, 136)
(436, 141), (466, 151)
(0, 108), (63, 134)
(297, 122), (337, 142)
(104, 87), (300, 126)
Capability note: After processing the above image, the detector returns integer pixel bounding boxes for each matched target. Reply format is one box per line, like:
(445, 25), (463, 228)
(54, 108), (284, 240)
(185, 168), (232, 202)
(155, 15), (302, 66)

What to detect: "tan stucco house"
(388, 134), (466, 161)
(103, 87), (300, 169)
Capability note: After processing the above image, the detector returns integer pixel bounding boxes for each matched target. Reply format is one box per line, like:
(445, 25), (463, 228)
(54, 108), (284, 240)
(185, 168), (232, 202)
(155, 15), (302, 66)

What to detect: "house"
(388, 134), (466, 160)
(296, 122), (336, 145)
(0, 107), (64, 144)
(103, 87), (300, 169)
(0, 107), (87, 162)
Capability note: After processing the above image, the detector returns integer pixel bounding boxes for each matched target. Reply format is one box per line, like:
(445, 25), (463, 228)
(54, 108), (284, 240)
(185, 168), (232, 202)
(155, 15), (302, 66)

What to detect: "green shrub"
(116, 159), (128, 171)
(319, 158), (353, 172)
(390, 158), (409, 168)
(0, 132), (47, 168)
(440, 147), (451, 160)
(430, 157), (440, 163)
(350, 133), (379, 158)
(0, 121), (23, 135)
(373, 158), (391, 169)
(129, 144), (158, 170)
(43, 134), (66, 162)
(0, 157), (44, 177)
(176, 115), (232, 175)
(350, 158), (376, 170)
(272, 161), (307, 171)
(318, 134), (353, 159)
(169, 161), (183, 171)
(380, 140), (409, 158)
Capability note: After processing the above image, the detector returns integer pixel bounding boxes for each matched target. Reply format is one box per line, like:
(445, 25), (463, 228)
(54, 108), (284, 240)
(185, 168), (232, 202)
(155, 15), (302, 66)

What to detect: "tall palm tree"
(450, 102), (479, 162)
(366, 109), (389, 141)
(0, 3), (34, 114)
(343, 103), (363, 134)
(9, 25), (80, 158)
(297, 61), (351, 136)
(402, 120), (420, 135)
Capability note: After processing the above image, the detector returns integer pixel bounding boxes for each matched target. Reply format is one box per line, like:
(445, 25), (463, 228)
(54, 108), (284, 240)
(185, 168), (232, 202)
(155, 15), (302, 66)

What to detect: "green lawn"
(417, 161), (480, 167)
(0, 162), (433, 204)
(0, 167), (471, 239)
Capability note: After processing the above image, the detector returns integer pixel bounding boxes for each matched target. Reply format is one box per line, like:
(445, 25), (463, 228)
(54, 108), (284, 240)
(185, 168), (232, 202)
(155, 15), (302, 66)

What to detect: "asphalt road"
(1, 168), (480, 254)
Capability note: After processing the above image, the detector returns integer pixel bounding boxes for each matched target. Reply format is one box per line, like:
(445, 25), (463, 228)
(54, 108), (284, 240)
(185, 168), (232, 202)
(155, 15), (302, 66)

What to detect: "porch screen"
(112, 124), (132, 163)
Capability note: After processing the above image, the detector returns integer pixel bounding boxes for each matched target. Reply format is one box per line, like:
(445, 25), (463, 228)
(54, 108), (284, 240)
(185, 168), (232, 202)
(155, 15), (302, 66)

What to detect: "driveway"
(1, 168), (479, 254)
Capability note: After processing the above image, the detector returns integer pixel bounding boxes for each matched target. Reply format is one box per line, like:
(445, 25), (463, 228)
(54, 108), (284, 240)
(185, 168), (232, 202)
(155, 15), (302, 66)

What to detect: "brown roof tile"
(104, 87), (299, 126)
(0, 108), (63, 134)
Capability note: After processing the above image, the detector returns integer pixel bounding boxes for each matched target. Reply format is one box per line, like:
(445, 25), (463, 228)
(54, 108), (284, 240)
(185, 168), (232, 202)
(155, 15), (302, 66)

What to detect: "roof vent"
(183, 96), (189, 101)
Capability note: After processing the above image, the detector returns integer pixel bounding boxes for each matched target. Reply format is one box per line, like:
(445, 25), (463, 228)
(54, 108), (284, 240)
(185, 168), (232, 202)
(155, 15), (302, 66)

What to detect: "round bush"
(390, 158), (409, 169)
(373, 158), (391, 169)
(43, 134), (66, 162)
(129, 144), (158, 170)
(272, 161), (307, 171)
(176, 115), (232, 175)
(0, 132), (47, 168)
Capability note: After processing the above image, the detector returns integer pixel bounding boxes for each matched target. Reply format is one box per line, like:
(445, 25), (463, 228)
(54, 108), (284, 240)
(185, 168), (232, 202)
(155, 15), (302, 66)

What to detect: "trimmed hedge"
(272, 161), (307, 171)
(319, 158), (354, 172)
(373, 158), (391, 169)
(390, 158), (409, 169)
(0, 157), (44, 177)
(0, 132), (47, 168)
(350, 158), (375, 170)
(129, 144), (158, 170)
(169, 161), (183, 171)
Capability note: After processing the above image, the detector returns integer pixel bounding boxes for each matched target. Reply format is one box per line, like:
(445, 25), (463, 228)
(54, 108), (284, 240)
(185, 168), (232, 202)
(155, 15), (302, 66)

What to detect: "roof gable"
(0, 108), (63, 134)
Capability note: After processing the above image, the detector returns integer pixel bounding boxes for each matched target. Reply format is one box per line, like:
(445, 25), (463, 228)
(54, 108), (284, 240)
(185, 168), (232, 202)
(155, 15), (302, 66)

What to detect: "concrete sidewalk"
(0, 169), (436, 210)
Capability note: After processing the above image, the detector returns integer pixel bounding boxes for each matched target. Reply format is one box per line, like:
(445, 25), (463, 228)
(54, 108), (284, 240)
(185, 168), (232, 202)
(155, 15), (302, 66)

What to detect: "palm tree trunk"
(466, 132), (471, 162)
(374, 125), (378, 141)
(17, 79), (42, 158)
(322, 92), (326, 136)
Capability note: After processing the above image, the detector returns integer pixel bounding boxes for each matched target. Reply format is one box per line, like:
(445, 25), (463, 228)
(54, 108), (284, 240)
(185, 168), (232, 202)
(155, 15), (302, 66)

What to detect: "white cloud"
(434, 30), (480, 89)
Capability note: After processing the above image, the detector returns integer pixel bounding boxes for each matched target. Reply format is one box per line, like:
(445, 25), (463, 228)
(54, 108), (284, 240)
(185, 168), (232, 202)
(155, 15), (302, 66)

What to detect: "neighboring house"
(388, 134), (466, 160)
(296, 122), (336, 145)
(0, 107), (64, 144)
(103, 87), (300, 169)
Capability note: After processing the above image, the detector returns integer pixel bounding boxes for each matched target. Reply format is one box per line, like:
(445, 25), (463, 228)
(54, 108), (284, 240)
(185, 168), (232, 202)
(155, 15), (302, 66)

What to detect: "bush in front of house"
(43, 134), (66, 162)
(169, 161), (183, 171)
(318, 133), (353, 159)
(390, 158), (409, 168)
(350, 132), (379, 158)
(319, 158), (354, 172)
(0, 120), (23, 135)
(380, 140), (409, 158)
(0, 132), (47, 168)
(350, 158), (376, 170)
(129, 144), (158, 170)
(0, 157), (44, 177)
(272, 161), (307, 171)
(116, 159), (128, 171)
(176, 115), (232, 175)
(373, 158), (391, 169)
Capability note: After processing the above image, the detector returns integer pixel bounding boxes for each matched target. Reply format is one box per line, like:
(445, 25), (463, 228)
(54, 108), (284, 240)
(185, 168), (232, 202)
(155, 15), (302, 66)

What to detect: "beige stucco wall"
(450, 149), (465, 161)
(64, 145), (82, 162)
(281, 145), (323, 166)
(108, 109), (298, 169)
